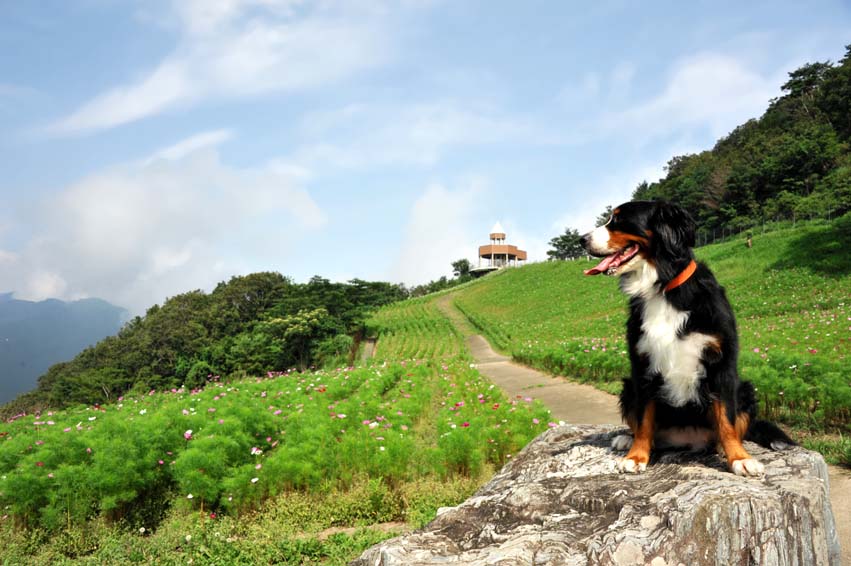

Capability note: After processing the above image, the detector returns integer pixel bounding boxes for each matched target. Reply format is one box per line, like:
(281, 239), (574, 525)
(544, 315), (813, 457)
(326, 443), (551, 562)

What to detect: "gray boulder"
(353, 424), (841, 566)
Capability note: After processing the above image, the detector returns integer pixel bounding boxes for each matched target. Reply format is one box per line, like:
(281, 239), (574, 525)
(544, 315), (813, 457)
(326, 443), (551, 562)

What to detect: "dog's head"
(580, 200), (695, 277)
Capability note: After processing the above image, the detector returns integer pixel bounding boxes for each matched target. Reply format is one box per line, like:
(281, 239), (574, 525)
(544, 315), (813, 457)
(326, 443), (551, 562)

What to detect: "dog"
(580, 200), (793, 477)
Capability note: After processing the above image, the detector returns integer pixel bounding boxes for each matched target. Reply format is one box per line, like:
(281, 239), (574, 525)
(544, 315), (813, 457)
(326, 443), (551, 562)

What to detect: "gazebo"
(471, 222), (527, 277)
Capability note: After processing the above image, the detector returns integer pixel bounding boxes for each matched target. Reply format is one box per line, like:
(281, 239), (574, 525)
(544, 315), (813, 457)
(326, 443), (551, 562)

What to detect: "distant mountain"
(0, 293), (125, 405)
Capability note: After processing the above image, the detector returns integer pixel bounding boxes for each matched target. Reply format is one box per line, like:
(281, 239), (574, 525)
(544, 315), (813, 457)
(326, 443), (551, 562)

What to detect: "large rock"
(353, 425), (841, 566)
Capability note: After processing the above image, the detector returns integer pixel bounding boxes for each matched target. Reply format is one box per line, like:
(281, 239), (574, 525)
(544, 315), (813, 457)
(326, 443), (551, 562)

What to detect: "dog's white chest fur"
(637, 294), (713, 406)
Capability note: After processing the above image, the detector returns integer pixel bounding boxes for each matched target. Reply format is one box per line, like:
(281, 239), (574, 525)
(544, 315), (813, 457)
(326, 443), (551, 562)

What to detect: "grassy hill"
(454, 216), (851, 455)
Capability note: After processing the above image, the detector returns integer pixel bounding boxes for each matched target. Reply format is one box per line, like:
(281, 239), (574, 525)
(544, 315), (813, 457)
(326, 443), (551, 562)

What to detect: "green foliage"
(452, 258), (472, 278)
(0, 295), (549, 563)
(547, 227), (584, 260)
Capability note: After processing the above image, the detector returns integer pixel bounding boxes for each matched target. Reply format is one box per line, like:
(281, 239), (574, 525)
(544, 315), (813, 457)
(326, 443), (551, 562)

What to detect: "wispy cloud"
(145, 128), (233, 162)
(45, 1), (396, 136)
(391, 180), (484, 285)
(292, 100), (557, 169)
(601, 52), (784, 142)
(0, 138), (325, 312)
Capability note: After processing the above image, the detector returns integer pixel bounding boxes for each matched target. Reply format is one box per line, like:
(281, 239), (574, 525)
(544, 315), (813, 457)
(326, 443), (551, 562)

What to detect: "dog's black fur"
(580, 200), (793, 474)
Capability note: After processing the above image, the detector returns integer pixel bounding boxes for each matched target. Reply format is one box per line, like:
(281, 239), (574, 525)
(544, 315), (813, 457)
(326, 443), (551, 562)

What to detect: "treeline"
(635, 45), (851, 236)
(2, 273), (406, 416)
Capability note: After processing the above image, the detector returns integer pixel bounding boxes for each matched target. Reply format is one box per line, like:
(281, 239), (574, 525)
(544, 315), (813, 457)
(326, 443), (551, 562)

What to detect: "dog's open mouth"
(584, 244), (640, 276)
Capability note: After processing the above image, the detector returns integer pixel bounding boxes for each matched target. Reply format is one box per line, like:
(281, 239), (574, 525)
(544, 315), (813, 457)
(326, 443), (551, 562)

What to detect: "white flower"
(187, 494), (193, 499)
(139, 527), (146, 534)
(139, 409), (147, 415)
(251, 477), (259, 484)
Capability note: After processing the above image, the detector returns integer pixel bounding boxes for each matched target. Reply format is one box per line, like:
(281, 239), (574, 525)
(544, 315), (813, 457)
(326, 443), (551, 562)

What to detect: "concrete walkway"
(435, 293), (850, 563)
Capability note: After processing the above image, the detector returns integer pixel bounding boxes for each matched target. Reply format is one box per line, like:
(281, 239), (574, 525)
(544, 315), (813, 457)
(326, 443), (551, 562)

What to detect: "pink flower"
(184, 430), (193, 440)
(753, 348), (760, 353)
(532, 418), (540, 425)
(808, 348), (818, 354)
(461, 422), (470, 428)
(35, 461), (44, 467)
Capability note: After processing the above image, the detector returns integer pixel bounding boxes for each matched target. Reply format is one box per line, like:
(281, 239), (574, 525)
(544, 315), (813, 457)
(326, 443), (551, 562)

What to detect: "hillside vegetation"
(634, 45), (851, 237)
(455, 217), (851, 440)
(1, 274), (408, 420)
(0, 298), (549, 565)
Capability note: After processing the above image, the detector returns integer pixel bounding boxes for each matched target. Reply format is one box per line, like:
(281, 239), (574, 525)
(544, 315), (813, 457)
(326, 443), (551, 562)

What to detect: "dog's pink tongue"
(584, 254), (617, 275)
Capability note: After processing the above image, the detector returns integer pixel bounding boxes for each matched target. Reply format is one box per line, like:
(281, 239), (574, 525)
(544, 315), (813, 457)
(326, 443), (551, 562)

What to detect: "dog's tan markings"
(621, 401), (655, 472)
(607, 231), (649, 251)
(734, 412), (750, 441)
(712, 400), (763, 476)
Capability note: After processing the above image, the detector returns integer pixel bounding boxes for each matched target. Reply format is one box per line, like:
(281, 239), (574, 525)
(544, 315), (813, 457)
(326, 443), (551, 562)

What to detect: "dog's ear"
(650, 201), (696, 256)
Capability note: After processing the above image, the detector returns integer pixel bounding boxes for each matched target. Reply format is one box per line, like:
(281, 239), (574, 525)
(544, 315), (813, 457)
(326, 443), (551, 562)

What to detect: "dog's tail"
(745, 420), (796, 450)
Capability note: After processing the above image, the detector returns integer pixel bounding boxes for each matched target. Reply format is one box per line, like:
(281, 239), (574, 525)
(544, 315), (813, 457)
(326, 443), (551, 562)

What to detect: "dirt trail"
(434, 293), (851, 563)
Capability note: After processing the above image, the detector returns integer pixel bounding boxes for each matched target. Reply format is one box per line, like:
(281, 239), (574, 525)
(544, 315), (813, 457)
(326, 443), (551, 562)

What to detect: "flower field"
(454, 220), (851, 438)
(0, 297), (549, 564)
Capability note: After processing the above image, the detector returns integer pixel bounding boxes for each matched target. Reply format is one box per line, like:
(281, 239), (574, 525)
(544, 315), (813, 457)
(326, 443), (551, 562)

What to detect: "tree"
(547, 228), (584, 260)
(452, 258), (472, 278)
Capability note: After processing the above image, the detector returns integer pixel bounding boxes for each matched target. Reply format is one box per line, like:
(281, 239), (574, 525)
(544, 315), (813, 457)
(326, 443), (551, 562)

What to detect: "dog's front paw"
(617, 456), (647, 473)
(611, 434), (633, 451)
(731, 458), (765, 477)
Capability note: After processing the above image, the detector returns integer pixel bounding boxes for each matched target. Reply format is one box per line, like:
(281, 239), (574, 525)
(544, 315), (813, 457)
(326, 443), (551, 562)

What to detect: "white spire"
(491, 221), (505, 234)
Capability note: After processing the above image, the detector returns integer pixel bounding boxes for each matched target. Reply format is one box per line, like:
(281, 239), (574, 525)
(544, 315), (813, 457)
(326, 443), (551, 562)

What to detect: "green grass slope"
(454, 218), (851, 438)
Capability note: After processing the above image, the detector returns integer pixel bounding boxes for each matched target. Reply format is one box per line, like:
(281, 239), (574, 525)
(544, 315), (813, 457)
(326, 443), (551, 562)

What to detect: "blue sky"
(1, 0), (849, 314)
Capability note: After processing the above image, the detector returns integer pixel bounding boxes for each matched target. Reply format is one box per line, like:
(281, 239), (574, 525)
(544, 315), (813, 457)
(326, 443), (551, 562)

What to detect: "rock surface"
(353, 425), (841, 566)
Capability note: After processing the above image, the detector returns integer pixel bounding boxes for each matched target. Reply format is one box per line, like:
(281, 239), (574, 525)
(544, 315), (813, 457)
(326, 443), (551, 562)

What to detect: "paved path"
(435, 293), (851, 563)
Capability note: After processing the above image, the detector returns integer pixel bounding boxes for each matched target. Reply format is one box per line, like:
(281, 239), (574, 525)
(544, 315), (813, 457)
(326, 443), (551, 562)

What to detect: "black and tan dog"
(580, 200), (793, 476)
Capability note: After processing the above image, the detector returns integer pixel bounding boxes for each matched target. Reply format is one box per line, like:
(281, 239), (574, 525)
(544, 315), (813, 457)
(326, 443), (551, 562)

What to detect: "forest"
(0, 274), (406, 417)
(634, 45), (851, 237)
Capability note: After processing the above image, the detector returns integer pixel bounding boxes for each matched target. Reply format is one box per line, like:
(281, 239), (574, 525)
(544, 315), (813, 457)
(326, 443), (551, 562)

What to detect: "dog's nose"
(580, 234), (590, 249)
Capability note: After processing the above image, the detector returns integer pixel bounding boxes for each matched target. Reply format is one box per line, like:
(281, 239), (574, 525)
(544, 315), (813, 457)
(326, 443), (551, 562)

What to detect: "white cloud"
(552, 161), (668, 235)
(145, 129), (233, 162)
(292, 101), (553, 169)
(602, 52), (783, 142)
(46, 1), (395, 136)
(0, 140), (325, 313)
(391, 181), (483, 285)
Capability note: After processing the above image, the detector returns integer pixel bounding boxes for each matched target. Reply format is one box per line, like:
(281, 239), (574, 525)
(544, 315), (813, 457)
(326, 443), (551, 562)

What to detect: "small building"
(471, 222), (527, 277)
